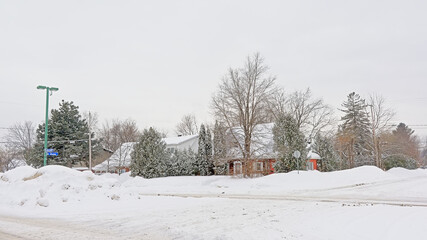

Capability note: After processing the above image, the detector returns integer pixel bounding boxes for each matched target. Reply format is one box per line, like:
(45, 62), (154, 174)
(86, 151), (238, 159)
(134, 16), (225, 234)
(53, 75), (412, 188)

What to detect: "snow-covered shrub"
(383, 154), (417, 170)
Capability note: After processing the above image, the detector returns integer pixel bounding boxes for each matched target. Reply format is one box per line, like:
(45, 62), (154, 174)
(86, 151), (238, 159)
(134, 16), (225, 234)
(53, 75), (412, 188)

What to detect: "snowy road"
(0, 215), (167, 240)
(139, 174), (427, 207)
(0, 215), (121, 240)
(142, 192), (427, 207)
(2, 195), (427, 240)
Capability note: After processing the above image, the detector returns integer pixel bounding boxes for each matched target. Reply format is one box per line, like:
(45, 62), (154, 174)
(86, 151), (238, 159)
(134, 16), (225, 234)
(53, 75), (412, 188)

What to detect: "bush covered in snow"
(383, 154), (418, 170)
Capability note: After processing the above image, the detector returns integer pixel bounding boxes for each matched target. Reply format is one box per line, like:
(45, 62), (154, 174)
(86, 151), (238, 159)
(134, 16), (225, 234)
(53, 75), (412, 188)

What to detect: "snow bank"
(1, 166), (39, 182)
(1, 165), (427, 210)
(0, 165), (120, 208)
(386, 167), (427, 178)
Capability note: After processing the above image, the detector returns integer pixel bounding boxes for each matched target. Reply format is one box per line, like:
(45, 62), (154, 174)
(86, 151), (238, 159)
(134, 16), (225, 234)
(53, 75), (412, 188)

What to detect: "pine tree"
(205, 127), (214, 175)
(213, 121), (227, 174)
(273, 114), (307, 172)
(29, 100), (100, 167)
(165, 151), (179, 176)
(197, 124), (208, 175)
(339, 92), (372, 167)
(130, 127), (168, 178)
(174, 148), (198, 176)
(387, 123), (421, 165)
(164, 148), (197, 176)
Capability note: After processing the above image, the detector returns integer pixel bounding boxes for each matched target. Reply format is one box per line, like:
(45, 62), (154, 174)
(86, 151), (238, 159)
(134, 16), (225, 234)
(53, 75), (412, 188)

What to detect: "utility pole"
(37, 85), (59, 166)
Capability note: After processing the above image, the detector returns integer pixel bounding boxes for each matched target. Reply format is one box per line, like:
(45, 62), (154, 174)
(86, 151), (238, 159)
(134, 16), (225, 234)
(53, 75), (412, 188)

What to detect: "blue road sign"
(46, 149), (54, 153)
(47, 152), (58, 156)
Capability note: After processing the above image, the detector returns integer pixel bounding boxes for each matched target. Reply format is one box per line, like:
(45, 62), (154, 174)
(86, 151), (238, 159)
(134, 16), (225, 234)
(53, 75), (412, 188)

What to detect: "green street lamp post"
(37, 85), (59, 166)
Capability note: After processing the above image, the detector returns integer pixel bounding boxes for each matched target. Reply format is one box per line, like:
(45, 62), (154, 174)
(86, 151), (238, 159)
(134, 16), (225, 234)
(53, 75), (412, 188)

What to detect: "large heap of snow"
(2, 165), (427, 209)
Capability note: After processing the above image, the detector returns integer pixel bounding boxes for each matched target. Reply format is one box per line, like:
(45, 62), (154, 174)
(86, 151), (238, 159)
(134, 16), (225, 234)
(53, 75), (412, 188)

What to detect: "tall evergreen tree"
(273, 114), (307, 172)
(205, 127), (214, 175)
(339, 92), (372, 167)
(29, 100), (100, 167)
(130, 127), (168, 178)
(197, 124), (209, 175)
(213, 121), (227, 175)
(388, 123), (421, 164)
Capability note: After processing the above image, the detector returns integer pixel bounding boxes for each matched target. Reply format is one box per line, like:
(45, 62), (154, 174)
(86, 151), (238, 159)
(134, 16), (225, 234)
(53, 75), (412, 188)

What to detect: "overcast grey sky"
(1, 0), (426, 137)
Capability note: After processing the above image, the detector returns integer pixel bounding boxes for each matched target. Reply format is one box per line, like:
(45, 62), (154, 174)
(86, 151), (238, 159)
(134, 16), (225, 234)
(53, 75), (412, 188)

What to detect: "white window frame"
(253, 161), (263, 172)
(233, 161), (242, 175)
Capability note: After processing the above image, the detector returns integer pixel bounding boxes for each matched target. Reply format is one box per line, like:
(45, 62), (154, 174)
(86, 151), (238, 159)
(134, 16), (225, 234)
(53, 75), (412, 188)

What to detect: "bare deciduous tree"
(271, 88), (335, 140)
(267, 88), (287, 121)
(212, 53), (277, 177)
(99, 119), (140, 152)
(83, 111), (99, 133)
(5, 121), (36, 161)
(175, 114), (198, 136)
(367, 94), (395, 168)
(0, 145), (16, 172)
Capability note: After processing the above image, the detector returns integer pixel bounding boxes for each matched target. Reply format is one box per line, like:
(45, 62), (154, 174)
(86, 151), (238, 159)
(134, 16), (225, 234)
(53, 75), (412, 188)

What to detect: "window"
(254, 162), (263, 172)
(234, 161), (242, 175)
(167, 148), (176, 154)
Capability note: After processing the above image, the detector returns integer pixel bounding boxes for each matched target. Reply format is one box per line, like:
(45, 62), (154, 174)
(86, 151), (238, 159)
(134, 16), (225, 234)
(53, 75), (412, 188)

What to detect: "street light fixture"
(37, 85), (59, 166)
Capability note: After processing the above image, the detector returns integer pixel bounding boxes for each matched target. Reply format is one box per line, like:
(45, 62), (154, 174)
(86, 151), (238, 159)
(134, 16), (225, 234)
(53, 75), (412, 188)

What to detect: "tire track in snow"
(138, 175), (427, 207)
(139, 192), (427, 207)
(0, 215), (124, 240)
(0, 230), (27, 240)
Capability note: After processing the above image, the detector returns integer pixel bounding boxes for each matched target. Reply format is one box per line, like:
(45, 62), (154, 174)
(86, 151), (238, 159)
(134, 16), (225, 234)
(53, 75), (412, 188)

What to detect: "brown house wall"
(228, 159), (276, 176)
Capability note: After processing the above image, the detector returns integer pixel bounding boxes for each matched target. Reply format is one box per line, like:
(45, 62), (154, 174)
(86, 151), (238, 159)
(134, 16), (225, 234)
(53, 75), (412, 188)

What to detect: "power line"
(35, 139), (93, 143)
(388, 124), (427, 127)
(0, 138), (96, 144)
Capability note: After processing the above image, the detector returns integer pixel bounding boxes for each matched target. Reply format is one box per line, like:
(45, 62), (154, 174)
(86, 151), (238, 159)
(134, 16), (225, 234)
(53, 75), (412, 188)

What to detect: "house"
(72, 147), (114, 171)
(224, 123), (322, 175)
(307, 151), (321, 170)
(164, 135), (199, 154)
(93, 135), (198, 174)
(225, 123), (277, 176)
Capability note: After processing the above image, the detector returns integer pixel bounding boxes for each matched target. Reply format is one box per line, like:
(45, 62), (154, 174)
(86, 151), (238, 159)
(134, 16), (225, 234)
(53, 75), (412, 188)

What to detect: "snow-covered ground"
(1, 166), (427, 239)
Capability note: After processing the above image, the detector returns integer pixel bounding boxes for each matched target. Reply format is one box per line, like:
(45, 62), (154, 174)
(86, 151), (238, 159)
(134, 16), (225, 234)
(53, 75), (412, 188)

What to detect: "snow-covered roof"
(93, 135), (199, 172)
(93, 142), (136, 171)
(164, 134), (198, 145)
(307, 151), (321, 160)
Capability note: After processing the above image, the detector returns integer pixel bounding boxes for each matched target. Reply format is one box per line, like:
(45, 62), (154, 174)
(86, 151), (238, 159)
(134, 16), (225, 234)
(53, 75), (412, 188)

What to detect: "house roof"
(307, 151), (321, 160)
(93, 142), (136, 171)
(164, 134), (198, 145)
(93, 135), (198, 172)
